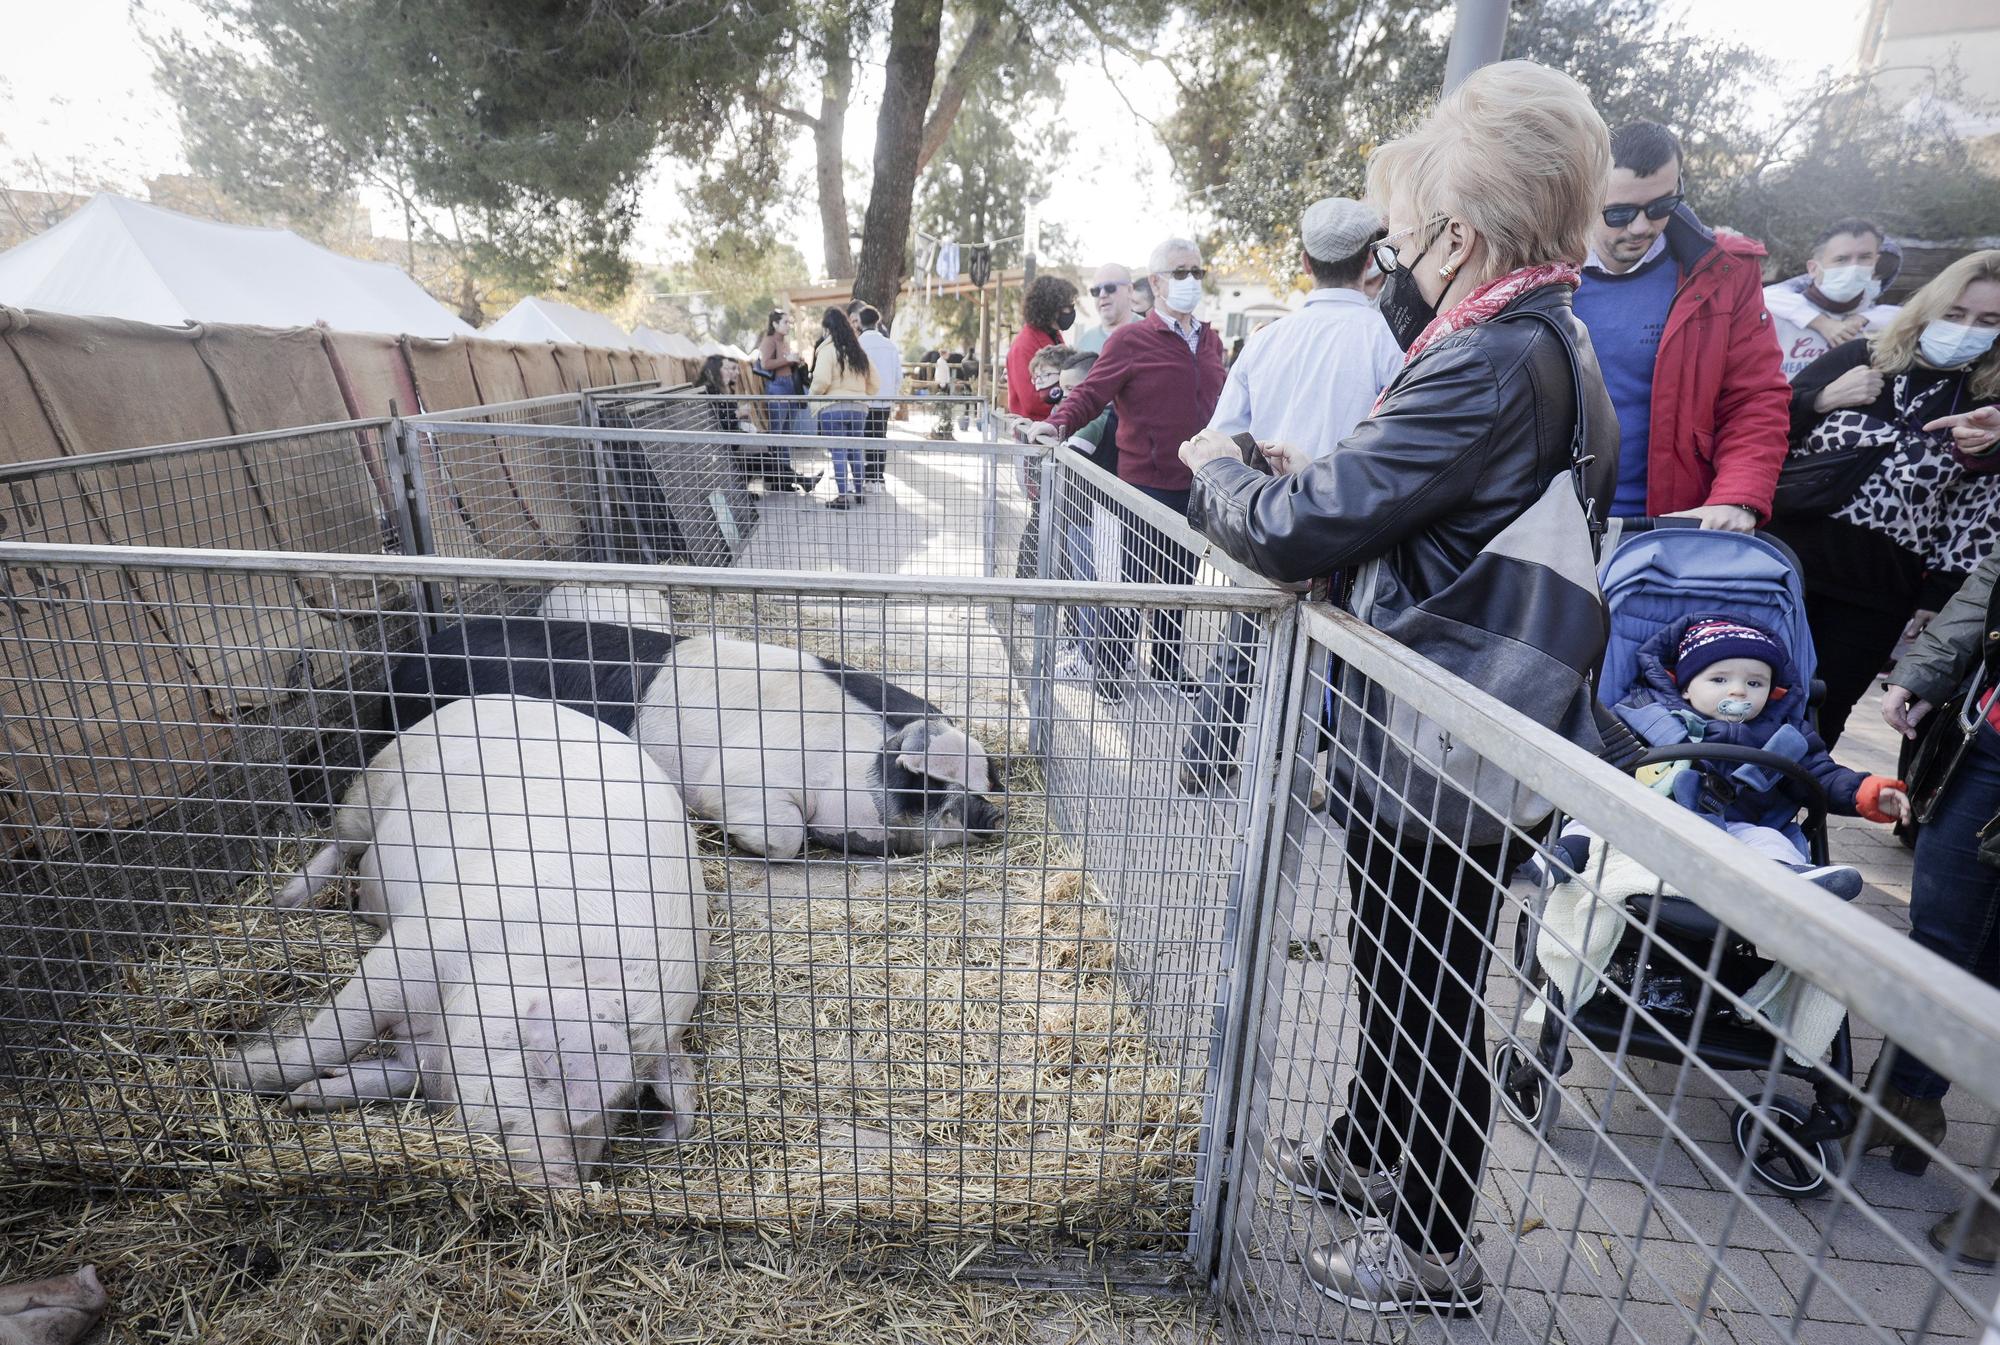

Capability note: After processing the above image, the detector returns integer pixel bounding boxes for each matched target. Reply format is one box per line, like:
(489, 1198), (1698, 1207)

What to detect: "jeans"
(1890, 725), (2000, 1100)
(1335, 801), (1520, 1254)
(818, 406), (866, 495)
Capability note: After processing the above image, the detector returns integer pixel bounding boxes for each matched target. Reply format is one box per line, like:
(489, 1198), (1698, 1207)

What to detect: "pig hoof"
(271, 875), (312, 909)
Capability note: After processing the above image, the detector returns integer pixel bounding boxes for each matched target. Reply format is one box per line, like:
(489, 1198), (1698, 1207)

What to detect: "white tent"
(659, 331), (705, 362)
(699, 338), (755, 362)
(0, 194), (473, 337)
(485, 295), (637, 349)
(630, 324), (675, 353)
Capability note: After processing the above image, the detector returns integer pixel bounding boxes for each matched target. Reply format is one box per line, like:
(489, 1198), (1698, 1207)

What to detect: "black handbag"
(1770, 441), (1893, 520)
(1905, 683), (1985, 826)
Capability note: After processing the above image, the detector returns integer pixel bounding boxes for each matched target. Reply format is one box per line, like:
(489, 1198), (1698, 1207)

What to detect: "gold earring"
(1439, 264), (1456, 278)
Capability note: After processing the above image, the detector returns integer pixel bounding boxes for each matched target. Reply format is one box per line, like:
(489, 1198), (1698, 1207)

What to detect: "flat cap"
(1301, 197), (1381, 263)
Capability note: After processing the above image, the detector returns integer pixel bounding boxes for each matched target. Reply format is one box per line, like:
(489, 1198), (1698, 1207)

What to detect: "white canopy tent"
(659, 331), (705, 362)
(630, 324), (675, 353)
(485, 295), (638, 349)
(0, 194), (474, 337)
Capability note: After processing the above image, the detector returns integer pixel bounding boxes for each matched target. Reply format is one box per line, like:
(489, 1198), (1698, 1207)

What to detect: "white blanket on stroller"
(1521, 835), (1848, 1069)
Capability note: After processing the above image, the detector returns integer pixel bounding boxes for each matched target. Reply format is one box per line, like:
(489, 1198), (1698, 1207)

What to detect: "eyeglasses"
(1087, 282), (1127, 297)
(1600, 188), (1683, 229)
(1371, 215), (1449, 276)
(1162, 266), (1207, 281)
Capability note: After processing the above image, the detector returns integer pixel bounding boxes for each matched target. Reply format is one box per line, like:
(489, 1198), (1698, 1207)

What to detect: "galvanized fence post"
(386, 416), (443, 618)
(1026, 446), (1061, 760)
(1192, 598), (1312, 1281)
(578, 393), (633, 565)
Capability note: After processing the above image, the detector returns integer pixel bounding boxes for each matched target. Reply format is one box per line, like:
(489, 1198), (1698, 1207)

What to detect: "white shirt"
(1762, 274), (1900, 381)
(1583, 232), (1669, 276)
(1208, 288), (1404, 462)
(858, 329), (903, 408)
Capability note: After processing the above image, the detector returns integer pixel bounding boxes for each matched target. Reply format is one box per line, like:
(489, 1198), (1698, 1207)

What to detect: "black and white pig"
(228, 694), (708, 1185)
(633, 636), (1002, 860)
(388, 621), (1002, 861)
(536, 583), (674, 632)
(386, 616), (683, 736)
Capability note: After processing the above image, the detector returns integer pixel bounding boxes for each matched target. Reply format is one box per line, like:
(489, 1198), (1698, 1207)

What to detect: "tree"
(153, 0), (793, 314)
(634, 233), (811, 348)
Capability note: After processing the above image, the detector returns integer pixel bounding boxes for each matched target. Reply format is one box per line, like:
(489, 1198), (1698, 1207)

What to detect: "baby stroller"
(1493, 519), (1859, 1197)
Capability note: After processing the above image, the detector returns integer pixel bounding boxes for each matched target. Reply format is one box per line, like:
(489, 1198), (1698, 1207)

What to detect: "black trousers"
(863, 406), (890, 482)
(1184, 610), (1261, 780)
(1334, 812), (1518, 1254)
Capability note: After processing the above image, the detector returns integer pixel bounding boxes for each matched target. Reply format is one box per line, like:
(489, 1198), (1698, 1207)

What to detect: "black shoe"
(826, 493), (856, 511)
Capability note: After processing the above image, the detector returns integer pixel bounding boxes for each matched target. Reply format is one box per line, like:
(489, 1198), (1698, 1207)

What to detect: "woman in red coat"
(1006, 276), (1078, 418)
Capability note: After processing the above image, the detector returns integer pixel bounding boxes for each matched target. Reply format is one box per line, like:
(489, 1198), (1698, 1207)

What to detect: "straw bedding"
(0, 740), (1203, 1250)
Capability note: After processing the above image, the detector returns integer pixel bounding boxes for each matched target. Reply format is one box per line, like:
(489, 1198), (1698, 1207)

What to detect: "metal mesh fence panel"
(1218, 601), (2000, 1343)
(0, 542), (1284, 1282)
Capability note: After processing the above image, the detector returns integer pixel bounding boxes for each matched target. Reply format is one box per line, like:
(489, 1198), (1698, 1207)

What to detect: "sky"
(2, 0), (1873, 283)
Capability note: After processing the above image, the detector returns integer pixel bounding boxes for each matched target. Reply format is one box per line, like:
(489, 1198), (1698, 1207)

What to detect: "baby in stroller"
(1561, 615), (1909, 890)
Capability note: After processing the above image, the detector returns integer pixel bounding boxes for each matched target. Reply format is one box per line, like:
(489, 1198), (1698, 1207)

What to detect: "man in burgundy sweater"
(1029, 236), (1227, 691)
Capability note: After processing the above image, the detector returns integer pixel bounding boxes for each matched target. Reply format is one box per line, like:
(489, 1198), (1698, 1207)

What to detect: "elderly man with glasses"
(1572, 119), (1789, 531)
(1076, 263), (1143, 354)
(1029, 237), (1227, 694)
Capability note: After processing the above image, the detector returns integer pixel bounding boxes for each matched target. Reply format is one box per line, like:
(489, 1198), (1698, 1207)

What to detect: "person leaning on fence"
(1177, 60), (1618, 1314)
(1026, 236), (1227, 694)
(1007, 276), (1077, 420)
(1014, 342), (1074, 579)
(808, 306), (881, 510)
(856, 305), (902, 490)
(1181, 194), (1402, 794)
(1879, 465), (2000, 1266)
(1764, 250), (2000, 746)
(700, 353), (819, 496)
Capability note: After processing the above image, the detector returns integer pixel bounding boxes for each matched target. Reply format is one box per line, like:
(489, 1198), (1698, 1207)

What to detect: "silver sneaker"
(1264, 1135), (1400, 1218)
(1306, 1222), (1484, 1315)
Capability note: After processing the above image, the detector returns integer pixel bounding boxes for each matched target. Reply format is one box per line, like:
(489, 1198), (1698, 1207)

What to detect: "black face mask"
(1055, 307), (1076, 330)
(1377, 238), (1439, 353)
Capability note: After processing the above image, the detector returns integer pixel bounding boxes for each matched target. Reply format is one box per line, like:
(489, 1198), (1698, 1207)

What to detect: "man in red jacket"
(1572, 121), (1790, 531)
(1028, 236), (1227, 691)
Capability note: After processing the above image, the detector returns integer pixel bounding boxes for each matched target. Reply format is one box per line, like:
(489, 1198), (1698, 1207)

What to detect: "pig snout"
(0, 1264), (107, 1345)
(965, 793), (1003, 838)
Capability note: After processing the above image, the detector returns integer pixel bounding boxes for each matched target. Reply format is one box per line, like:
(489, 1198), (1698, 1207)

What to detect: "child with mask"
(1582, 616), (1909, 896)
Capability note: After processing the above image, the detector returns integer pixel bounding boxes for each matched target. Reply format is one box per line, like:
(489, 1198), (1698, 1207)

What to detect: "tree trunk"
(916, 10), (1005, 174)
(851, 0), (944, 320)
(817, 18), (856, 280)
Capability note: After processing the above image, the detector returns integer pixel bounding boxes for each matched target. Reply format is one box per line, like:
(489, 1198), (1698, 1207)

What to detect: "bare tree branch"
(747, 89), (820, 132)
(916, 9), (1007, 173)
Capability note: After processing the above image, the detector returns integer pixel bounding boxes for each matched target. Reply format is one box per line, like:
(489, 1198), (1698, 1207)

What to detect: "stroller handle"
(1629, 742), (1832, 863)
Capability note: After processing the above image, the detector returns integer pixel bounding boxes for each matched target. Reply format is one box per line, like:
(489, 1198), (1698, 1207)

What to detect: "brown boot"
(1864, 1072), (1947, 1175)
(1929, 1178), (2000, 1268)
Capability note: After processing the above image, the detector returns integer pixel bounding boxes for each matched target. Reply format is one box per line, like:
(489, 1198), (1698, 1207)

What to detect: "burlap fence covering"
(512, 342), (568, 398)
(325, 331), (485, 562)
(551, 343), (592, 392)
(583, 346), (619, 389)
(466, 340), (584, 558)
(402, 335), (550, 560)
(0, 311), (332, 841)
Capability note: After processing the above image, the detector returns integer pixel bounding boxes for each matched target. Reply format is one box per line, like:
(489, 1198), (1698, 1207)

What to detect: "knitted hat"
(1674, 618), (1787, 685)
(1301, 197), (1381, 264)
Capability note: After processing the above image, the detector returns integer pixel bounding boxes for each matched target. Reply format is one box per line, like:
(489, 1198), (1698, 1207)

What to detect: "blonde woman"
(1177, 60), (1617, 1314)
(1768, 250), (2000, 745)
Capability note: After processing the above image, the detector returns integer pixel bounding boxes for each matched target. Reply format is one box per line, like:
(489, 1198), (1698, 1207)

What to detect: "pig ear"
(896, 723), (991, 793)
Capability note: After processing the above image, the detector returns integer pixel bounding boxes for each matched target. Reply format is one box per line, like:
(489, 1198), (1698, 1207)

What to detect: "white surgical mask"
(1814, 263), (1872, 304)
(1164, 274), (1204, 315)
(1918, 320), (1999, 369)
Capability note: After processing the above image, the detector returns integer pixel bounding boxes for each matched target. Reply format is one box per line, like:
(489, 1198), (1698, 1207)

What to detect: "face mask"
(1054, 307), (1076, 330)
(1164, 275), (1204, 314)
(1814, 264), (1871, 304)
(1376, 240), (1439, 352)
(1716, 697), (1757, 721)
(1918, 320), (2000, 369)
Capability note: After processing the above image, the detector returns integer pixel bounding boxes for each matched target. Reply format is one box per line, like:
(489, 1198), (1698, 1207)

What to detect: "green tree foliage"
(637, 232), (811, 348)
(1166, 0), (1999, 283)
(154, 0), (791, 309)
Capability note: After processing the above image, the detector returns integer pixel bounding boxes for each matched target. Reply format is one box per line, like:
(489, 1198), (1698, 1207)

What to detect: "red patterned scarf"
(1402, 262), (1582, 365)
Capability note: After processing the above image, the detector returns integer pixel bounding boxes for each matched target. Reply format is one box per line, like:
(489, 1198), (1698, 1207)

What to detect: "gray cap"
(1300, 197), (1381, 263)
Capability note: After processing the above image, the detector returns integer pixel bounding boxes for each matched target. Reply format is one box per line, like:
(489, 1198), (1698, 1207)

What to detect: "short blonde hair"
(1366, 60), (1611, 273)
(1870, 249), (2000, 403)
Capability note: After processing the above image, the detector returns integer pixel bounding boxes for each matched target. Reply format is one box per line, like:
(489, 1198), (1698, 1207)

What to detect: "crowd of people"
(1004, 58), (2000, 1312)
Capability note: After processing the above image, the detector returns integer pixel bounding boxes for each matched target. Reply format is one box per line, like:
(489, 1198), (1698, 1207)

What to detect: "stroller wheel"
(1732, 1096), (1840, 1198)
(1493, 1042), (1560, 1136)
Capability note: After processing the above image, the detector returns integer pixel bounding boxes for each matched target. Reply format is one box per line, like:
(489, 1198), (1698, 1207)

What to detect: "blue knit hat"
(1675, 618), (1787, 685)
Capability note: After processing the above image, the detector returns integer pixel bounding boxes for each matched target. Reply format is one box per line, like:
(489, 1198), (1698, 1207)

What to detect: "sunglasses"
(1600, 189), (1683, 229)
(1371, 215), (1449, 276)
(1161, 266), (1207, 281)
(1087, 282), (1127, 297)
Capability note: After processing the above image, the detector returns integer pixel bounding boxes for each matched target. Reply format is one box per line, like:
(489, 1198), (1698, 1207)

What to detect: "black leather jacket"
(1187, 282), (1618, 609)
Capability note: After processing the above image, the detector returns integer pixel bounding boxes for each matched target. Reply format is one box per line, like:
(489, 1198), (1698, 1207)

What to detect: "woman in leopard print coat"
(1766, 250), (2000, 745)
